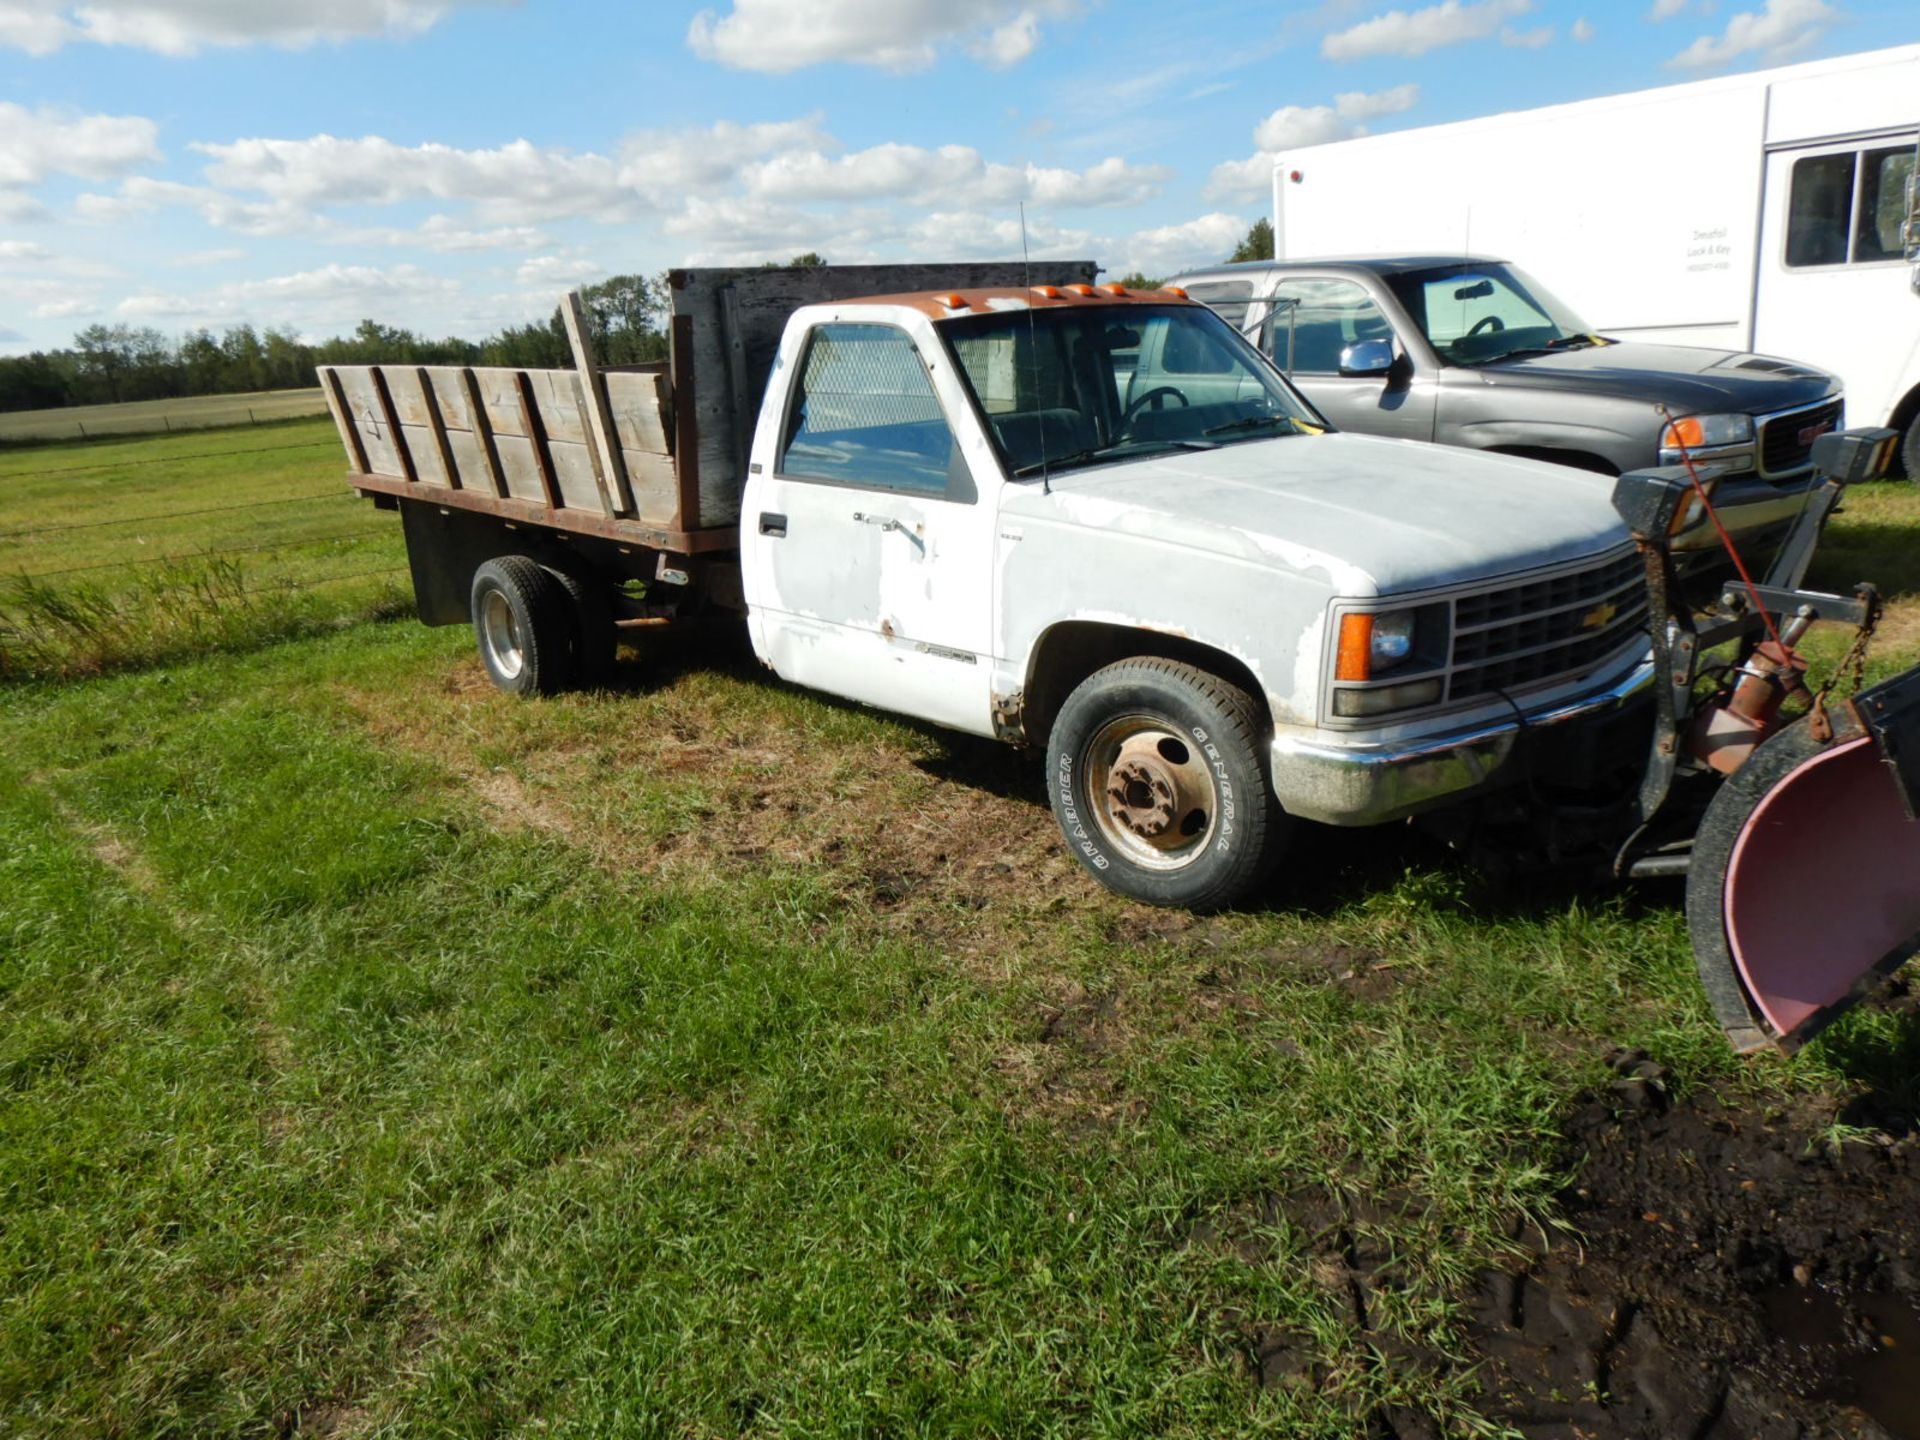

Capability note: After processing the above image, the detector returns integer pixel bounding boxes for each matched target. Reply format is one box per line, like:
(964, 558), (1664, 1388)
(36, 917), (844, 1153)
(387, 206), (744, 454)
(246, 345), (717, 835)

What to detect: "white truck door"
(740, 318), (998, 736)
(1754, 138), (1920, 430)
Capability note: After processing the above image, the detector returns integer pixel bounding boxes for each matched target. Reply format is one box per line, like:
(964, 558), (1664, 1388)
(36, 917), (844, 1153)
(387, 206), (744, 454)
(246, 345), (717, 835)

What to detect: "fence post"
(77, 420), (86, 439)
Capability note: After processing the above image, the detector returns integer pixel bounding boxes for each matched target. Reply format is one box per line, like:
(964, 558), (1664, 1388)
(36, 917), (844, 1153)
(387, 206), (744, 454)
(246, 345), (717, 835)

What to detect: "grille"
(1449, 548), (1647, 702)
(1758, 399), (1842, 479)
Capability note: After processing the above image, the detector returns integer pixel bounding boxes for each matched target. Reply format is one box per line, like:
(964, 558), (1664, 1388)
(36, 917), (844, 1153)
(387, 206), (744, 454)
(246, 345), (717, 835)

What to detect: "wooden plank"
(368, 367), (417, 483)
(569, 374), (616, 517)
(320, 367), (369, 475)
(514, 370), (564, 510)
(604, 371), (673, 455)
(414, 366), (462, 492)
(670, 313), (701, 532)
(562, 291), (636, 516)
(347, 470), (737, 554)
(458, 367), (509, 498)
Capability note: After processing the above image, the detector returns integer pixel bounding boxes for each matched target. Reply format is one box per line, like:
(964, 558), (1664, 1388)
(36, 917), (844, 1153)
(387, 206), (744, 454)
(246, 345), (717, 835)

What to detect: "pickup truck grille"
(1449, 548), (1647, 702)
(1758, 399), (1842, 480)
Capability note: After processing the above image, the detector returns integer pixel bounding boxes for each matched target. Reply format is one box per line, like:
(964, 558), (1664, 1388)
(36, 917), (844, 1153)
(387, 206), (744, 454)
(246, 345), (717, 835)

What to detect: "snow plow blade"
(1685, 667), (1920, 1052)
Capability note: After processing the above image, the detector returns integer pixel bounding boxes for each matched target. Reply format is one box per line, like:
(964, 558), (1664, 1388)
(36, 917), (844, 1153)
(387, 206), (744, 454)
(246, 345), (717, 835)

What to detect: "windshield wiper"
(1544, 333), (1606, 350)
(1011, 437), (1215, 478)
(1203, 413), (1304, 439)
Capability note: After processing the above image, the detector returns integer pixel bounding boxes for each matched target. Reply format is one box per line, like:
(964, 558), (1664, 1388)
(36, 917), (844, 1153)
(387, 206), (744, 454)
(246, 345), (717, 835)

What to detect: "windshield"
(937, 303), (1321, 480)
(1382, 262), (1599, 366)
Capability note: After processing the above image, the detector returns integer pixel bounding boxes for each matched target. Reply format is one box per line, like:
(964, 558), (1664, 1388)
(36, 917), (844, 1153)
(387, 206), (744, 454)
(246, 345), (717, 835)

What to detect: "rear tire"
(1046, 658), (1285, 911)
(545, 565), (616, 688)
(1902, 411), (1920, 483)
(470, 556), (573, 695)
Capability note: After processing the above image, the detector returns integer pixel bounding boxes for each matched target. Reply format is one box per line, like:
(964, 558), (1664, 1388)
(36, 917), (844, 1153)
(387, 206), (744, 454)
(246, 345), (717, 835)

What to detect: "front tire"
(1902, 411), (1920, 482)
(470, 556), (573, 695)
(1046, 658), (1285, 911)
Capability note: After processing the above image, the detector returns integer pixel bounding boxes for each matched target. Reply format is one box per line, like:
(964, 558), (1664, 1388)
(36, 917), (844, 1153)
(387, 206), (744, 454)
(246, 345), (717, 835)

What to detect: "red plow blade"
(1686, 673), (1920, 1052)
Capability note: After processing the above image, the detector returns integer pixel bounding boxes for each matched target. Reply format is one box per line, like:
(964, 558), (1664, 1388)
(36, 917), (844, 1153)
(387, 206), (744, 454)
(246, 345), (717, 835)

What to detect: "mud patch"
(1466, 1072), (1920, 1439)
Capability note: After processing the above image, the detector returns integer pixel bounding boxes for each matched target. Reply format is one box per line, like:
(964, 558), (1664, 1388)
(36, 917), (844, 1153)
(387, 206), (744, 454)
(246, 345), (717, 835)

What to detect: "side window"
(1182, 279), (1256, 329)
(1160, 315), (1239, 375)
(1857, 146), (1918, 264)
(780, 323), (958, 496)
(1786, 152), (1857, 267)
(1266, 279), (1391, 374)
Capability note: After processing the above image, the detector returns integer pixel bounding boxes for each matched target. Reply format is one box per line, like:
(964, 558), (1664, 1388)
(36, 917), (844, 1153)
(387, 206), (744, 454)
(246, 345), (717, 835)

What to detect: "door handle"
(852, 511), (901, 532)
(758, 511), (787, 537)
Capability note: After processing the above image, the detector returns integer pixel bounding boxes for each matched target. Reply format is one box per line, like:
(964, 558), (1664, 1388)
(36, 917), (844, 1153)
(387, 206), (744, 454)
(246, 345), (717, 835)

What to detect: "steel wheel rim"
(1082, 712), (1218, 871)
(480, 589), (525, 680)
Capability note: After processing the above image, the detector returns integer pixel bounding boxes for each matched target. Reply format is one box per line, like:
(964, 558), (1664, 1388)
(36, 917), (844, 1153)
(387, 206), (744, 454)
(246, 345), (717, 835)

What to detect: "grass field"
(2, 425), (1918, 1436)
(0, 418), (407, 678)
(0, 389), (329, 444)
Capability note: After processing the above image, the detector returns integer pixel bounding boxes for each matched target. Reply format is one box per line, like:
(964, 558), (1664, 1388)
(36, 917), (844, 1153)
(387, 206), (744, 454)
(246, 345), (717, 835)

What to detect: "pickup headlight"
(1659, 412), (1754, 465)
(1331, 603), (1448, 718)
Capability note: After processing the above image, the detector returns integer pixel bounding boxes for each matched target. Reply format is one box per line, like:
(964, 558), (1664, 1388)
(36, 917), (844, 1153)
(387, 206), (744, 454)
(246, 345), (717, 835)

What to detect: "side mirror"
(1338, 339), (1394, 377)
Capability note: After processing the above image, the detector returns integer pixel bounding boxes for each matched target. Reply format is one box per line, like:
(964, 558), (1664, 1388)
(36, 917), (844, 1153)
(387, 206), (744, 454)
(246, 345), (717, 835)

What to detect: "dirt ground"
(1460, 1026), (1920, 1440)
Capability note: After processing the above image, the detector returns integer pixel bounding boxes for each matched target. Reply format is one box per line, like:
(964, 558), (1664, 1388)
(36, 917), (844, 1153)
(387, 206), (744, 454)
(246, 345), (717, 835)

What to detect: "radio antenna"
(1020, 202), (1050, 494)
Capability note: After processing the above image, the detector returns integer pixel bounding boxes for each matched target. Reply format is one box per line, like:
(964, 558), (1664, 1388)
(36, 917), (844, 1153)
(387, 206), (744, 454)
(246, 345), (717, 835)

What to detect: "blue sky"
(0, 0), (1912, 350)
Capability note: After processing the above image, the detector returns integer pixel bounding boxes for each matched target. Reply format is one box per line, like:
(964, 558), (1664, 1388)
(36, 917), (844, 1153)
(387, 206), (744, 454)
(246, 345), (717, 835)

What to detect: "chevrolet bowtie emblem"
(1582, 601), (1619, 630)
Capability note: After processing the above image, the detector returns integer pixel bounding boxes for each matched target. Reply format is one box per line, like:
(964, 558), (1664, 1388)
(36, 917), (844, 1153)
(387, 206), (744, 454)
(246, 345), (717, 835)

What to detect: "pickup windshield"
(938, 303), (1321, 480)
(1382, 262), (1602, 367)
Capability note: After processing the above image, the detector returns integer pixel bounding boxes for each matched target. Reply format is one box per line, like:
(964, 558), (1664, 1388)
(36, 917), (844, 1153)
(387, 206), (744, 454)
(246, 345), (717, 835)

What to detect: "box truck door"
(1755, 138), (1919, 430)
(742, 320), (996, 735)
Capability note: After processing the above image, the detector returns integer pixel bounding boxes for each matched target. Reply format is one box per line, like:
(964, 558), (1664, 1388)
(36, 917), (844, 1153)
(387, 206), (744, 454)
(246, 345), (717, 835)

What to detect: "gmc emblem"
(1797, 419), (1833, 447)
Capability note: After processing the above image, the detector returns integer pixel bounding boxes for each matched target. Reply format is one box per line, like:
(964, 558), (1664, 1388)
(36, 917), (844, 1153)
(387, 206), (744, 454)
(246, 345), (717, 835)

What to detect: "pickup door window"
(746, 320), (997, 735)
(1264, 278), (1435, 442)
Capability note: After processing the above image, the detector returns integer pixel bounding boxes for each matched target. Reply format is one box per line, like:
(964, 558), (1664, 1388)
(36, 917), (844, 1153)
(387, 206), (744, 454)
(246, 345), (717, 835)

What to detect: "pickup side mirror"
(1338, 339), (1395, 378)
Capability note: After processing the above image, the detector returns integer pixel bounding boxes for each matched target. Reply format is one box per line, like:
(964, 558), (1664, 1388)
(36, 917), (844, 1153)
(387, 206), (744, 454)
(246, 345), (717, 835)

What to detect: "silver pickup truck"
(1169, 255), (1845, 568)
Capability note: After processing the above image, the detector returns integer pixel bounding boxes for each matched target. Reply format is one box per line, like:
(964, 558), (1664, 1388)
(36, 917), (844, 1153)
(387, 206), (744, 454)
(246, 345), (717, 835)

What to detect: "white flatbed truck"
(321, 264), (1920, 1052)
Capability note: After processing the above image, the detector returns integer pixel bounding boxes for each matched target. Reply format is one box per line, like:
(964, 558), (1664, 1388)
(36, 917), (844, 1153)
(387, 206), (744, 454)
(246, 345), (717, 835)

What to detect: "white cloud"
(344, 215), (551, 252)
(972, 9), (1040, 66)
(0, 0), (506, 56)
(0, 240), (54, 264)
(741, 143), (1167, 208)
(1208, 84), (1420, 201)
(75, 177), (315, 235)
(116, 262), (461, 329)
(1500, 23), (1554, 46)
(686, 0), (1072, 73)
(193, 134), (626, 224)
(0, 103), (159, 187)
(515, 254), (606, 288)
(1571, 17), (1595, 40)
(167, 247), (249, 267)
(1323, 0), (1532, 60)
(616, 117), (830, 197)
(901, 209), (1091, 258)
(1117, 212), (1251, 279)
(1667, 0), (1836, 67)
(1648, 0), (1689, 18)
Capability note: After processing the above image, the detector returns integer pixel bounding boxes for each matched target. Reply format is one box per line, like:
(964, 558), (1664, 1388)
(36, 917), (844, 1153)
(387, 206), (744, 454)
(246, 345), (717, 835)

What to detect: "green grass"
(0, 389), (328, 444)
(0, 419), (406, 678)
(1, 431), (1918, 1435)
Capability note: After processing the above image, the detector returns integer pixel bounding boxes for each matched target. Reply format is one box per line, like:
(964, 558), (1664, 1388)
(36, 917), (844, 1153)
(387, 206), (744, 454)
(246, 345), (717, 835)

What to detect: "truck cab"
(741, 285), (1651, 907)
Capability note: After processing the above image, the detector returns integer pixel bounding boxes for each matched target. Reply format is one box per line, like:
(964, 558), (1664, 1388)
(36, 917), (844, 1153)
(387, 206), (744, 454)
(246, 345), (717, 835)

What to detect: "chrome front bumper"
(1269, 656), (1657, 826)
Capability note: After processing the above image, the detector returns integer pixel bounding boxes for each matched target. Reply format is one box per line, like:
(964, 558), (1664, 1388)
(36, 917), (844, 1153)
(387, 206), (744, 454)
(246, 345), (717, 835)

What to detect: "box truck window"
(1859, 146), (1918, 263)
(780, 323), (956, 495)
(1787, 146), (1917, 267)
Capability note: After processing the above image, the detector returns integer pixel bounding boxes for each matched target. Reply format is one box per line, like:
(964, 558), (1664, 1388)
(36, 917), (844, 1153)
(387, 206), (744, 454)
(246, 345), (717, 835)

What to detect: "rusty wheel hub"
(1087, 723), (1218, 870)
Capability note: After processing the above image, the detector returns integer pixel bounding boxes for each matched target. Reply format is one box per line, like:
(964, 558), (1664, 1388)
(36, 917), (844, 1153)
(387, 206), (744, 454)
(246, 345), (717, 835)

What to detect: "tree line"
(0, 273), (672, 415)
(0, 228), (1276, 415)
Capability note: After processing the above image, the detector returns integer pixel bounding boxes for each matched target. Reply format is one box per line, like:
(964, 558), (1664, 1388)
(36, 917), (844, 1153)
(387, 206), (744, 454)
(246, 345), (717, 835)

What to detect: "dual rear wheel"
(470, 556), (614, 695)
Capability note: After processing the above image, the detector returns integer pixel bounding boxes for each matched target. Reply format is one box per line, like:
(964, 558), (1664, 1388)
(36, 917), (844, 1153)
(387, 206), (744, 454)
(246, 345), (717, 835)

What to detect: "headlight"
(1659, 412), (1754, 458)
(1331, 603), (1448, 718)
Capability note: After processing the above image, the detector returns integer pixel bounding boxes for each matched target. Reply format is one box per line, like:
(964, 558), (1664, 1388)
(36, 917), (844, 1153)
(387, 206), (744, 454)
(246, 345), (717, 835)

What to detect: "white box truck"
(1271, 44), (1920, 473)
